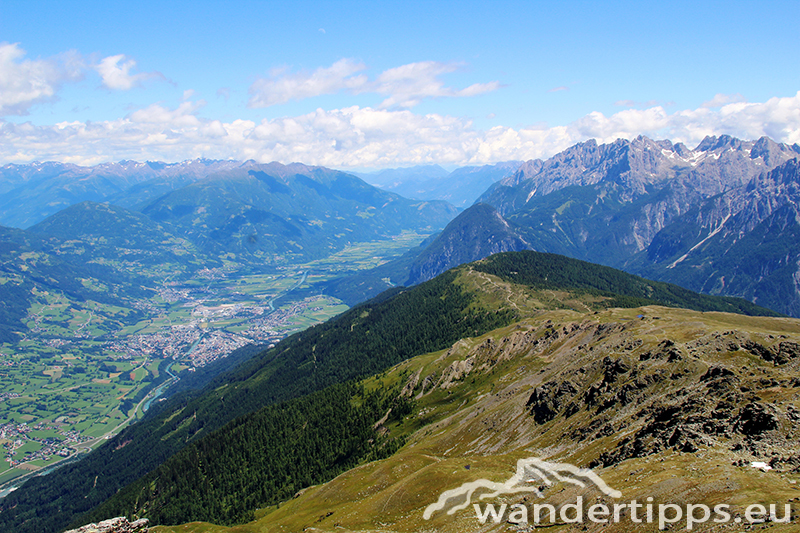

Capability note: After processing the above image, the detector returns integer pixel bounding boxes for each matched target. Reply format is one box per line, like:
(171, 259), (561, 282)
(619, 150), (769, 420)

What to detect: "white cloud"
(0, 43), (165, 116)
(94, 54), (163, 90)
(127, 101), (205, 127)
(372, 61), (501, 109)
(248, 59), (501, 109)
(702, 93), (747, 108)
(248, 59), (368, 107)
(0, 42), (84, 116)
(2, 92), (799, 168)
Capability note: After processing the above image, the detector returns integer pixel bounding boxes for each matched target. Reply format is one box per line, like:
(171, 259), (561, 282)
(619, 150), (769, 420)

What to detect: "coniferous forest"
(81, 382), (410, 526)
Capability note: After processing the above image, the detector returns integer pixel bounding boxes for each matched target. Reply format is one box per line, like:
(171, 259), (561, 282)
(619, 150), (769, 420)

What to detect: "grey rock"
(63, 516), (149, 533)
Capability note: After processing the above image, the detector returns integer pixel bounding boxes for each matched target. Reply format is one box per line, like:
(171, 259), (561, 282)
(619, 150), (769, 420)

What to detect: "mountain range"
(0, 162), (459, 346)
(132, 163), (456, 263)
(0, 159), (246, 229)
(7, 161), (458, 262)
(2, 136), (800, 533)
(10, 135), (799, 316)
(0, 159), (519, 231)
(404, 135), (800, 317)
(354, 161), (522, 208)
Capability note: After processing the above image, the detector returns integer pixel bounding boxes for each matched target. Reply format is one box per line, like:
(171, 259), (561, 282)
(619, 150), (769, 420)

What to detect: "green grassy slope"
(152, 305), (800, 533)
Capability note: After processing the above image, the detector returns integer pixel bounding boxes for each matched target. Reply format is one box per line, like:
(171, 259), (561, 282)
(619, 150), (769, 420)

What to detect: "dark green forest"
(81, 382), (409, 527)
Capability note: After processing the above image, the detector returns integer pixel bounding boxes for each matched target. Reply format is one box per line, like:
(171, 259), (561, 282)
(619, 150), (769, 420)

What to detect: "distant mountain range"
(353, 161), (522, 208)
(403, 135), (800, 316)
(3, 161), (457, 263)
(0, 160), (521, 230)
(132, 163), (457, 262)
(0, 161), (461, 346)
(0, 159), (246, 229)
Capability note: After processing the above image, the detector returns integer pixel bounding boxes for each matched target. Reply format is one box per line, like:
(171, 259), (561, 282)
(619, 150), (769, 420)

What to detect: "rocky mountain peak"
(695, 134), (743, 153)
(751, 136), (800, 165)
(498, 158), (544, 187)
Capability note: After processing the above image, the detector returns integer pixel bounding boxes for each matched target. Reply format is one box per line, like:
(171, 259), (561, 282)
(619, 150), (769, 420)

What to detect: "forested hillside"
(83, 382), (410, 526)
(0, 268), (511, 533)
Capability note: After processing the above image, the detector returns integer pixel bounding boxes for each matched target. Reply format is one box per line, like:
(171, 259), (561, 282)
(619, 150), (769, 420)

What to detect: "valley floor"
(0, 233), (429, 492)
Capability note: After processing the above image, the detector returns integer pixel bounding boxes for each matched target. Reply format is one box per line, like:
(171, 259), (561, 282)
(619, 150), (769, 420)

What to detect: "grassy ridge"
(474, 251), (781, 316)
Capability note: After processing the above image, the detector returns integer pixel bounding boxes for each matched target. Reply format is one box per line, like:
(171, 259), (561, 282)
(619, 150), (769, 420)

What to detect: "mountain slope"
(169, 304), (800, 533)
(494, 136), (800, 268)
(0, 224), (148, 343)
(0, 263), (514, 533)
(4, 251), (780, 533)
(406, 204), (530, 285)
(635, 158), (800, 316)
(28, 201), (210, 276)
(138, 163), (458, 263)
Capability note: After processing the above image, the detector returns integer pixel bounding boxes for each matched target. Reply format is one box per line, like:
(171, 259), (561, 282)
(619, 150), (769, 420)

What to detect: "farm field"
(0, 232), (427, 490)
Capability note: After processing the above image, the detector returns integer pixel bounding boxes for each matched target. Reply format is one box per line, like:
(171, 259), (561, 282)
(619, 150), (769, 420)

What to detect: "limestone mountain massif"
(410, 135), (800, 317)
(637, 158), (800, 317)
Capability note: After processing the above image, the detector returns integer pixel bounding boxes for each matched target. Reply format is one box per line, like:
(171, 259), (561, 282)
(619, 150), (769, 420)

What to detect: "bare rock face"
(64, 517), (149, 533)
(406, 203), (530, 284)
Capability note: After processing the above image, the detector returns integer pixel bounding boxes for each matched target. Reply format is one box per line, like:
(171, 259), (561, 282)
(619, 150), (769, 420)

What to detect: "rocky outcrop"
(400, 312), (800, 474)
(64, 517), (149, 533)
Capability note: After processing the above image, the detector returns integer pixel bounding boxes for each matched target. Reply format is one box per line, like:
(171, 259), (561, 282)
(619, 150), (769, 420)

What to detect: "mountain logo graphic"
(423, 457), (622, 520)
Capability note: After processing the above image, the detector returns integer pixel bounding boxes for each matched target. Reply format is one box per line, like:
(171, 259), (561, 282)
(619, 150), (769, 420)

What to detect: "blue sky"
(1, 0), (799, 168)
